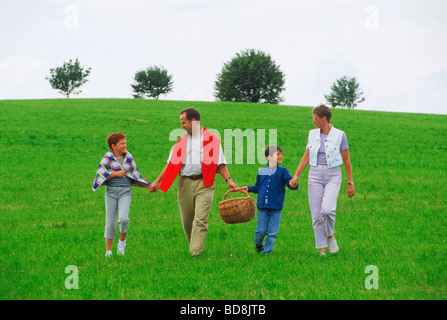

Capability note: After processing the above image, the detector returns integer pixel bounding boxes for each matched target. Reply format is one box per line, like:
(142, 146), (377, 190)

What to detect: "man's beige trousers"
(177, 177), (215, 255)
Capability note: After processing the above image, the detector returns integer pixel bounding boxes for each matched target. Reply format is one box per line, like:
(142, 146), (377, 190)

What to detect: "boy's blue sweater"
(247, 165), (298, 210)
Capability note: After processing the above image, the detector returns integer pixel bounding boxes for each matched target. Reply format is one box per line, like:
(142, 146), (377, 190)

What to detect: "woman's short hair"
(180, 107), (201, 121)
(264, 145), (283, 158)
(107, 132), (126, 150)
(313, 104), (332, 123)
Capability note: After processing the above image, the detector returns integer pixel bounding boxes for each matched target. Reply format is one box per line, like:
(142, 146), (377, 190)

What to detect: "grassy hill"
(0, 98), (446, 300)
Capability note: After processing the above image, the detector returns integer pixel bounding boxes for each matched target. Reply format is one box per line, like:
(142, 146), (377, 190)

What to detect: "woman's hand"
(289, 176), (299, 188)
(347, 184), (355, 198)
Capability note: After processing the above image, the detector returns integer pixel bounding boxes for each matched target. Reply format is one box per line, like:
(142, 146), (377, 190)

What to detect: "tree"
(46, 58), (91, 98)
(131, 66), (173, 99)
(324, 76), (365, 109)
(214, 49), (285, 104)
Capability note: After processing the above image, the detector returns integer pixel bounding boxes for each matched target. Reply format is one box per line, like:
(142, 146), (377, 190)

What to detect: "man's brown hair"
(180, 107), (201, 121)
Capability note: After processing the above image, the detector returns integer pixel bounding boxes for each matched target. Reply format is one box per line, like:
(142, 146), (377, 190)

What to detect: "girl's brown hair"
(107, 132), (126, 150)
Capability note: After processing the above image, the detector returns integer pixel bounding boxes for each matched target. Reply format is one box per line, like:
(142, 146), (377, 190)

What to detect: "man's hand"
(217, 164), (239, 192)
(227, 179), (239, 192)
(149, 181), (159, 193)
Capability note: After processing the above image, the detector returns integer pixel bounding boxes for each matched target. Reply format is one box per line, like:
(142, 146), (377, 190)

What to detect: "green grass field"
(1, 99), (446, 300)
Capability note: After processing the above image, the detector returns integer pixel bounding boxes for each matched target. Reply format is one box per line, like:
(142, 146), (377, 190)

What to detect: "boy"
(240, 146), (298, 255)
(92, 133), (151, 257)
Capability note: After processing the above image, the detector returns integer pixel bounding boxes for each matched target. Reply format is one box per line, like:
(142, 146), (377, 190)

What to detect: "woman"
(290, 104), (355, 256)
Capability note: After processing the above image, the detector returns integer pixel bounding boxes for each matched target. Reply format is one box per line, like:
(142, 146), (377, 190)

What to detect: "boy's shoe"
(255, 245), (264, 253)
(105, 251), (112, 257)
(117, 240), (126, 255)
(328, 237), (339, 254)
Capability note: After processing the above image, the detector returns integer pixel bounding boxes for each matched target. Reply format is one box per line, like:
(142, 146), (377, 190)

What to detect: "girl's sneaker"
(117, 240), (126, 255)
(105, 251), (112, 257)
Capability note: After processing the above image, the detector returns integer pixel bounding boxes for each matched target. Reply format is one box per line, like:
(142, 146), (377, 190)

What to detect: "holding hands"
(149, 182), (159, 193)
(289, 176), (299, 188)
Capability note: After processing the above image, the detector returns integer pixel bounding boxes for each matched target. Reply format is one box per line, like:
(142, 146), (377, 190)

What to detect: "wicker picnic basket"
(219, 190), (256, 224)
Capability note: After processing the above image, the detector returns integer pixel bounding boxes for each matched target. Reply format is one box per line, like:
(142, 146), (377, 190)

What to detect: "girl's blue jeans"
(254, 208), (282, 253)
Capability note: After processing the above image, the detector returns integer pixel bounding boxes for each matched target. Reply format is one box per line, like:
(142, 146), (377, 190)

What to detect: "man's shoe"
(255, 245), (264, 253)
(191, 251), (204, 257)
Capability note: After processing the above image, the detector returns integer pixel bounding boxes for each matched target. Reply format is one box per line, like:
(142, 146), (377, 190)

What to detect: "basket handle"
(223, 188), (249, 200)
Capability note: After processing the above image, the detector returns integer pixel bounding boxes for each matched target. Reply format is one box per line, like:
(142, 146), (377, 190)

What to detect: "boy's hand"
(239, 186), (248, 194)
(289, 178), (298, 188)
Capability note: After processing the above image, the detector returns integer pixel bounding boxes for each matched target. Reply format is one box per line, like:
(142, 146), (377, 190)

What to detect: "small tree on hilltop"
(214, 49), (285, 104)
(324, 76), (365, 109)
(46, 58), (91, 98)
(131, 66), (173, 99)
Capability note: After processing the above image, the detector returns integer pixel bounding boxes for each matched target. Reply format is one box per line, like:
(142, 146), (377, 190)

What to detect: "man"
(150, 107), (238, 256)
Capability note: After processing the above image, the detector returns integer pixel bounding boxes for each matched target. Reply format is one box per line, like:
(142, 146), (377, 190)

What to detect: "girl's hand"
(111, 170), (126, 178)
(149, 181), (159, 193)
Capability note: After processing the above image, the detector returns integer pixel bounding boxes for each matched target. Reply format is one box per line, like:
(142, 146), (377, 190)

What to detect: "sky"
(1, 0), (446, 114)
